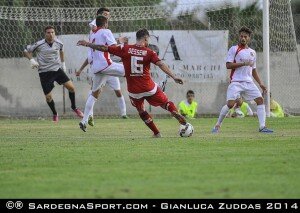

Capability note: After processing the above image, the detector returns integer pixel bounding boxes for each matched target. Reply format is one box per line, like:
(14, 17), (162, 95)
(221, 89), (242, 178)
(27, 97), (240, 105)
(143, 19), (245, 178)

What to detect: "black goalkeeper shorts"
(39, 68), (70, 95)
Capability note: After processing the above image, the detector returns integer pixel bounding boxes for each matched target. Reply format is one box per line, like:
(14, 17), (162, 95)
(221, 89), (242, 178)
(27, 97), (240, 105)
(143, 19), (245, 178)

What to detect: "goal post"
(263, 0), (271, 117)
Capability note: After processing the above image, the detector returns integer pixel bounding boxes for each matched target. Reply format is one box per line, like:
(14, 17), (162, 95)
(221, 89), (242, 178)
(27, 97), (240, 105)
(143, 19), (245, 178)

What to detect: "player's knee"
(227, 101), (235, 109)
(92, 90), (100, 99)
(115, 90), (122, 97)
(67, 86), (75, 93)
(255, 97), (264, 105)
(45, 94), (52, 102)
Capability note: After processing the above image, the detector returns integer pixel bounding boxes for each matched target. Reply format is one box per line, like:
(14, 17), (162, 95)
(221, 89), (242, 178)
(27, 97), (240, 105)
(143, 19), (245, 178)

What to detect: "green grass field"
(0, 117), (299, 198)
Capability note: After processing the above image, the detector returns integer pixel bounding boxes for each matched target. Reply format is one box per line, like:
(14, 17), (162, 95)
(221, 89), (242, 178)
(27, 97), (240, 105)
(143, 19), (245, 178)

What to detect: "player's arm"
(226, 61), (253, 69)
(59, 48), (67, 72)
(155, 61), (183, 84)
(252, 69), (267, 94)
(76, 58), (89, 76)
(24, 44), (39, 69)
(225, 46), (253, 69)
(77, 40), (108, 52)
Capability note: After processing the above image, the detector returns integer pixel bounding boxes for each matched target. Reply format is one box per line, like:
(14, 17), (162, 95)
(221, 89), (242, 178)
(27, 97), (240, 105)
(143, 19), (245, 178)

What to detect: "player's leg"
(39, 72), (58, 122)
(86, 78), (95, 126)
(107, 76), (127, 118)
(79, 74), (107, 132)
(146, 87), (186, 125)
(87, 90), (95, 127)
(101, 63), (125, 77)
(63, 81), (82, 117)
(212, 82), (241, 133)
(130, 97), (161, 137)
(56, 69), (83, 118)
(246, 83), (273, 133)
(45, 92), (58, 122)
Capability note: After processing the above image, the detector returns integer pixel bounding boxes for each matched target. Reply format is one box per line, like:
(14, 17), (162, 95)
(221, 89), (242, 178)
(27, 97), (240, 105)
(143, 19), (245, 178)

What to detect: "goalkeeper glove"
(30, 58), (39, 69)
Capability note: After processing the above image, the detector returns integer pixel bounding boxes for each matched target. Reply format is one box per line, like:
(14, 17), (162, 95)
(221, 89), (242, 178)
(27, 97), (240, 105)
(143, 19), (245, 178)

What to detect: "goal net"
(0, 0), (299, 117)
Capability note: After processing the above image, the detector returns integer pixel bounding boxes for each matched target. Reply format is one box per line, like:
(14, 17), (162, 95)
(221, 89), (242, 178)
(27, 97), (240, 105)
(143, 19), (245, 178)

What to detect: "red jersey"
(108, 44), (161, 99)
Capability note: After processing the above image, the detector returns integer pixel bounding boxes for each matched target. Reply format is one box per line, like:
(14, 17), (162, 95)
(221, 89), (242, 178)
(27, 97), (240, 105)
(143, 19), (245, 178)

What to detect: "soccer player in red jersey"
(77, 28), (187, 137)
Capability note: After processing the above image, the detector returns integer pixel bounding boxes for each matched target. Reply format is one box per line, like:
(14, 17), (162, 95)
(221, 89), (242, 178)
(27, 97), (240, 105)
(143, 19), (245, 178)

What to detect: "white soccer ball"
(179, 123), (194, 137)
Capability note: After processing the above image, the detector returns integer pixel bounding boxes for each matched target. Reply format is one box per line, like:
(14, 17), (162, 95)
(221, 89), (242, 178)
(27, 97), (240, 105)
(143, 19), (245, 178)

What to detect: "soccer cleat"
(121, 115), (129, 119)
(172, 112), (186, 125)
(259, 127), (274, 133)
(73, 108), (84, 118)
(88, 115), (94, 127)
(79, 122), (87, 132)
(53, 114), (59, 123)
(153, 133), (162, 138)
(212, 125), (221, 133)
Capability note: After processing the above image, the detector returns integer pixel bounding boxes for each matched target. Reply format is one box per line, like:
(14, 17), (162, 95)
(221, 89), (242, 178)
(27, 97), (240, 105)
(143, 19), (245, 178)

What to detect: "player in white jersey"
(76, 7), (127, 127)
(212, 27), (273, 133)
(78, 15), (125, 132)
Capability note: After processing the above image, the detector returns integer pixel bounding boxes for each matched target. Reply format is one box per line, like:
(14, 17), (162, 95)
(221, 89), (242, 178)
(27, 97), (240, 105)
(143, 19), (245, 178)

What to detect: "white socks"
(82, 95), (97, 124)
(88, 90), (93, 117)
(257, 104), (266, 129)
(216, 105), (230, 126)
(117, 95), (126, 116)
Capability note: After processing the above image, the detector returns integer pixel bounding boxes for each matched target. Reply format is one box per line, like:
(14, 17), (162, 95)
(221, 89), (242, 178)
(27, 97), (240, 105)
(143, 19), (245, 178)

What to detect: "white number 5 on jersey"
(130, 56), (143, 76)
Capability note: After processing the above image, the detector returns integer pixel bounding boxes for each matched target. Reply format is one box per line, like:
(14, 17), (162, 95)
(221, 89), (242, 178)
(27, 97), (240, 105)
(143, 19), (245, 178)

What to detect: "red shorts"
(129, 87), (169, 111)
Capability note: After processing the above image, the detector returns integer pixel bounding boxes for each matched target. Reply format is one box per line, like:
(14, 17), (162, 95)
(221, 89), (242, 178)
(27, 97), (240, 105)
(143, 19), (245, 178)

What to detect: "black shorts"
(39, 68), (70, 95)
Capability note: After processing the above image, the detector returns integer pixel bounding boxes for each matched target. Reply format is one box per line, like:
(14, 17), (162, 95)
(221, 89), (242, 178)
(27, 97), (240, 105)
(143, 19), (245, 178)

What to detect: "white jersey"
(89, 27), (117, 73)
(226, 45), (256, 82)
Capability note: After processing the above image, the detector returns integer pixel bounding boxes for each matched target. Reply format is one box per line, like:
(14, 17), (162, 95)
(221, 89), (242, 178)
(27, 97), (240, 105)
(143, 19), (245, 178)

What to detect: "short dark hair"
(96, 7), (110, 15)
(239, 27), (252, 36)
(136, 28), (150, 40)
(186, 90), (195, 96)
(96, 15), (108, 27)
(44, 26), (55, 32)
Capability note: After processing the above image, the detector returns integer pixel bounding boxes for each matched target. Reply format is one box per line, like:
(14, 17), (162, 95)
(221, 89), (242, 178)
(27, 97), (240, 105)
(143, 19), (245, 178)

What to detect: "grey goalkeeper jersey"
(24, 38), (63, 73)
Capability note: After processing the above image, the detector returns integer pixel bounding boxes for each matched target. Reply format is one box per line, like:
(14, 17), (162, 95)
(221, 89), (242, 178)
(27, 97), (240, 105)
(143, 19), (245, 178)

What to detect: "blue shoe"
(212, 125), (220, 133)
(259, 127), (274, 133)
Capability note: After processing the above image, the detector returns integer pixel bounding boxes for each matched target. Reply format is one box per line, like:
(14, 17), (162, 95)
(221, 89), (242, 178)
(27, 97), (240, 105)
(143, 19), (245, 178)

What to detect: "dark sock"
(69, 91), (76, 110)
(139, 111), (160, 135)
(47, 100), (57, 115)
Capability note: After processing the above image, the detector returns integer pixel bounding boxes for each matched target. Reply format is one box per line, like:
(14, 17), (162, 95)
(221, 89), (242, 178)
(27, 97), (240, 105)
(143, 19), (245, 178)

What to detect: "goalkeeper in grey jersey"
(24, 26), (83, 122)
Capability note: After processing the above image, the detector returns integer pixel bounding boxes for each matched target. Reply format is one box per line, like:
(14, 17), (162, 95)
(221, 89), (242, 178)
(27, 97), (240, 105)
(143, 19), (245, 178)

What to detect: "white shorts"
(105, 76), (121, 91)
(227, 81), (262, 101)
(92, 63), (124, 92)
(96, 62), (125, 77)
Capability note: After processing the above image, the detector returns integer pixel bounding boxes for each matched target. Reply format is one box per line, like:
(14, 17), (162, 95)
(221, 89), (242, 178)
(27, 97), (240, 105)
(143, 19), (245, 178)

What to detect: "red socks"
(163, 101), (186, 125)
(139, 111), (160, 135)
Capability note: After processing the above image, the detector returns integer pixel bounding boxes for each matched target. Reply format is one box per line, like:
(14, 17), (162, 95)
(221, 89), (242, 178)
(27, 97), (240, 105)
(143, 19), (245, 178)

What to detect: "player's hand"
(77, 40), (89, 47)
(75, 69), (82, 76)
(61, 62), (66, 72)
(260, 84), (267, 94)
(174, 77), (183, 84)
(244, 60), (254, 67)
(30, 58), (39, 69)
(118, 36), (129, 44)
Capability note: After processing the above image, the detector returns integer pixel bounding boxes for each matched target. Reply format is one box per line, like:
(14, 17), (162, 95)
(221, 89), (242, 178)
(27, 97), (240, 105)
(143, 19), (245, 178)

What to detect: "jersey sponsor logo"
(128, 48), (147, 56)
